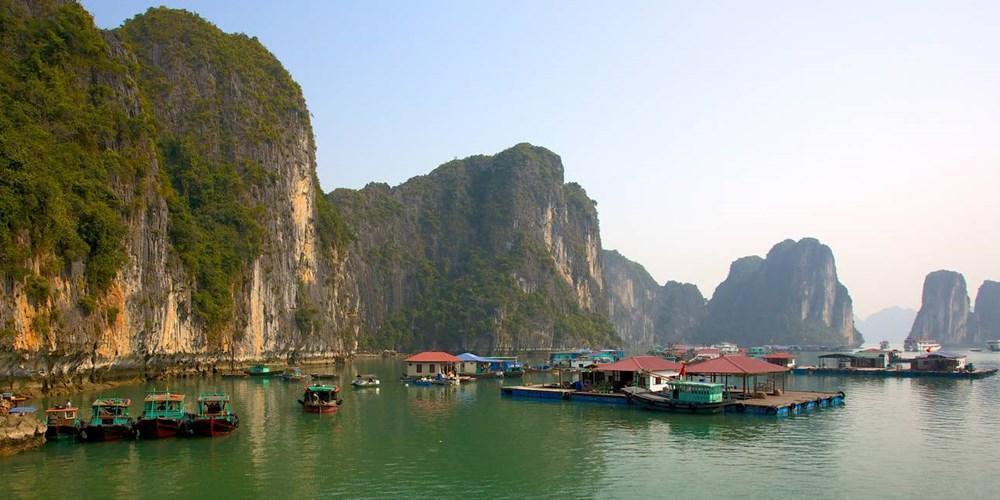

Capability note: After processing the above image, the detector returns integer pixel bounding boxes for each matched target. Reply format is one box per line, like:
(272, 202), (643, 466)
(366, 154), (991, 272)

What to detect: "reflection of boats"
(525, 364), (552, 372)
(309, 373), (339, 380)
(78, 398), (136, 442)
(988, 340), (1000, 352)
(245, 364), (281, 376)
(137, 391), (189, 439)
(622, 383), (728, 414)
(298, 384), (342, 413)
(352, 374), (381, 388)
(282, 367), (306, 381)
(190, 392), (239, 437)
(44, 405), (80, 439)
(904, 338), (941, 353)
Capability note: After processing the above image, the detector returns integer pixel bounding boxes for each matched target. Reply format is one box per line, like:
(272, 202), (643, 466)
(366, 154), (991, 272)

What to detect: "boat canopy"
(457, 353), (491, 362)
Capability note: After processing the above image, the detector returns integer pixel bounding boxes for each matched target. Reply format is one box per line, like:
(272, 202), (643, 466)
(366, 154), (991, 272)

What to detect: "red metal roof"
(405, 351), (462, 363)
(595, 356), (682, 373)
(762, 352), (796, 359)
(687, 355), (790, 375)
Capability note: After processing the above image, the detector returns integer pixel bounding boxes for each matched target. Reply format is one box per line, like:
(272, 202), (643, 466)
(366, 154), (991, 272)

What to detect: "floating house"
(404, 352), (462, 378)
(594, 356), (682, 392)
(818, 351), (890, 369)
(692, 348), (721, 361)
(912, 352), (967, 372)
(456, 353), (493, 376)
(712, 342), (740, 355)
(762, 352), (796, 368)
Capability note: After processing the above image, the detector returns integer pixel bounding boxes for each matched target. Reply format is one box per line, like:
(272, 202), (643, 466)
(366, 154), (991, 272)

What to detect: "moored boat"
(352, 374), (381, 388)
(988, 340), (1000, 352)
(78, 398), (135, 442)
(299, 384), (341, 413)
(245, 364), (280, 377)
(190, 392), (239, 437)
(282, 367), (306, 381)
(904, 338), (941, 353)
(622, 381), (728, 414)
(44, 404), (80, 440)
(137, 391), (189, 439)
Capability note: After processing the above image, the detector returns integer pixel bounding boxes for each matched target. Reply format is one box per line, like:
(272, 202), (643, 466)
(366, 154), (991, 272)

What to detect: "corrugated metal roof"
(595, 356), (682, 373)
(405, 351), (462, 363)
(457, 353), (491, 362)
(686, 355), (789, 375)
(762, 352), (795, 359)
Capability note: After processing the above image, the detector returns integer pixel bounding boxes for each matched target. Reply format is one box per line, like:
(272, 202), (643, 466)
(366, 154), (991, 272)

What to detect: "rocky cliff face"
(975, 281), (1000, 342)
(0, 3), (356, 387)
(699, 238), (861, 347)
(330, 144), (616, 352)
(603, 250), (705, 351)
(908, 270), (975, 346)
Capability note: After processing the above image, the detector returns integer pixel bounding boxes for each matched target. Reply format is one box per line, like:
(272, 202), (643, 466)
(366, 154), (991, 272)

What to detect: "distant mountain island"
(857, 307), (917, 345)
(907, 272), (1000, 346)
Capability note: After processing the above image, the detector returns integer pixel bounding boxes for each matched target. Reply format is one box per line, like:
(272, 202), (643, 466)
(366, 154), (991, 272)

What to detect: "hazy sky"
(84, 1), (999, 317)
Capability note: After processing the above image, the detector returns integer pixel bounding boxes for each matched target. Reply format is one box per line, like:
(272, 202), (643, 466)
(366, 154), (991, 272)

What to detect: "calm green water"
(5, 351), (1000, 499)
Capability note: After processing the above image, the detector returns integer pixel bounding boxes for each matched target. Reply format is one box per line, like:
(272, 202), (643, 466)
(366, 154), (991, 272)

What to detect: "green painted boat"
(244, 364), (279, 377)
(191, 392), (239, 437)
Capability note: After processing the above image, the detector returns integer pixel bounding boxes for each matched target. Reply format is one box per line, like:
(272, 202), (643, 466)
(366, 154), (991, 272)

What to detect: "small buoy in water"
(404, 383), (409, 387)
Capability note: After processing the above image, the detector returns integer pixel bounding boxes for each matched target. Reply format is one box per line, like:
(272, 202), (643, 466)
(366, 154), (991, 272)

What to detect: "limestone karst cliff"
(699, 238), (862, 347)
(0, 3), (357, 386)
(602, 250), (705, 351)
(330, 144), (617, 352)
(907, 270), (975, 346)
(974, 281), (1000, 342)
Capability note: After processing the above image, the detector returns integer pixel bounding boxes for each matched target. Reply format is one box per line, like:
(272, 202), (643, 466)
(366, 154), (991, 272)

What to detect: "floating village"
(2, 339), (997, 451)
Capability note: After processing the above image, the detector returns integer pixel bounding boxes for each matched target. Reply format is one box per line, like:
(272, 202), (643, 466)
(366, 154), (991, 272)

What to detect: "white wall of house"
(406, 362), (455, 377)
(645, 370), (679, 392)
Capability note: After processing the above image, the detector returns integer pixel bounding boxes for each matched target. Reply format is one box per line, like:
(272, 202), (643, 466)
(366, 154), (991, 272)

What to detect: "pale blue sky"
(83, 1), (1000, 317)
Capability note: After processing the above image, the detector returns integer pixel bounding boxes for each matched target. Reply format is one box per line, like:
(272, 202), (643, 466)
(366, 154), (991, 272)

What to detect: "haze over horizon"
(83, 0), (1000, 317)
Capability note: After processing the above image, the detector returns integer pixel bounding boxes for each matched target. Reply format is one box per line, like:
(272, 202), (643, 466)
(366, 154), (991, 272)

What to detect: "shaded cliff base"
(1, 350), (348, 397)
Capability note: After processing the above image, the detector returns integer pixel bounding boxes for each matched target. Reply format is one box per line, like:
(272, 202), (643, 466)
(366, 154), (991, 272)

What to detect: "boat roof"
(144, 392), (185, 402)
(762, 352), (796, 359)
(596, 356), (682, 373)
(405, 351), (462, 363)
(306, 384), (339, 392)
(687, 355), (790, 375)
(46, 406), (77, 413)
(92, 398), (131, 406)
(457, 353), (491, 362)
(917, 352), (965, 359)
(667, 380), (724, 388)
(198, 392), (230, 401)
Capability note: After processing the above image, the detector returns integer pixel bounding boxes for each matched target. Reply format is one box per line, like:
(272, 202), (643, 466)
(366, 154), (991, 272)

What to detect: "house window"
(655, 377), (661, 385)
(416, 363), (422, 373)
(429, 364), (436, 373)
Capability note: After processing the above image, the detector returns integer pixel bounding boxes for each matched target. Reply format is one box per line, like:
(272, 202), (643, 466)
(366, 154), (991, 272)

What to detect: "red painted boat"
(136, 391), (188, 439)
(78, 397), (136, 442)
(190, 392), (239, 437)
(298, 384), (341, 414)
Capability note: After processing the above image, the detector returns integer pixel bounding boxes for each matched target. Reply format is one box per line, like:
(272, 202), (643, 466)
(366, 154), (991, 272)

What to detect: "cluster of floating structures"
(796, 350), (997, 378)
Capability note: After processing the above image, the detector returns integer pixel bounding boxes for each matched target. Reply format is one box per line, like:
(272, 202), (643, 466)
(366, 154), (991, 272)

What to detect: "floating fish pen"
(500, 384), (844, 417)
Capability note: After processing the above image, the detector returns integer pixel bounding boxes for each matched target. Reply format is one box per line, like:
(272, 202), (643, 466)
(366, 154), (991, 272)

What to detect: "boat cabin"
(913, 352), (967, 372)
(662, 381), (724, 404)
(46, 406), (78, 426)
(405, 352), (461, 378)
(142, 392), (186, 420)
(303, 385), (339, 403)
(91, 398), (132, 426)
(197, 393), (232, 417)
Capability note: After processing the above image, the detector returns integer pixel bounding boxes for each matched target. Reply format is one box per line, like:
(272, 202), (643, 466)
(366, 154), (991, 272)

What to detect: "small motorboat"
(622, 383), (729, 414)
(78, 398), (136, 442)
(298, 384), (342, 413)
(351, 374), (381, 388)
(244, 364), (280, 377)
(44, 404), (80, 440)
(136, 391), (189, 439)
(190, 392), (239, 437)
(282, 367), (306, 381)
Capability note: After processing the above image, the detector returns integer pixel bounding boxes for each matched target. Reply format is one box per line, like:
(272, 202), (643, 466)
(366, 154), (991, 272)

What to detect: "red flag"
(679, 363), (687, 378)
(926, 347), (932, 353)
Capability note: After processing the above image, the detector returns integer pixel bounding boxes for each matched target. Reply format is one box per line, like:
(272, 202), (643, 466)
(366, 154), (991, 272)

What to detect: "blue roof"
(457, 353), (491, 362)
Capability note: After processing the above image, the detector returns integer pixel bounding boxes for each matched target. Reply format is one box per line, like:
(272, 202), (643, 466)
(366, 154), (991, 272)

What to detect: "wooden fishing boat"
(622, 383), (729, 414)
(244, 364), (280, 377)
(190, 392), (239, 437)
(78, 398), (135, 442)
(44, 404), (80, 440)
(503, 365), (525, 378)
(298, 384), (341, 413)
(282, 367), (306, 381)
(136, 391), (189, 439)
(351, 374), (381, 388)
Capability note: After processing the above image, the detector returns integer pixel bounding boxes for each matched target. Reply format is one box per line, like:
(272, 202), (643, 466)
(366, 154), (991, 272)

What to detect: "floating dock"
(500, 385), (844, 416)
(793, 367), (998, 379)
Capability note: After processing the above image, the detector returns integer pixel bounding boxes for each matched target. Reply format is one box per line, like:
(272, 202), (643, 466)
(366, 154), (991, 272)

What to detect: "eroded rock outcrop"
(975, 281), (1000, 342)
(603, 250), (705, 351)
(908, 270), (975, 346)
(699, 238), (861, 347)
(0, 414), (46, 457)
